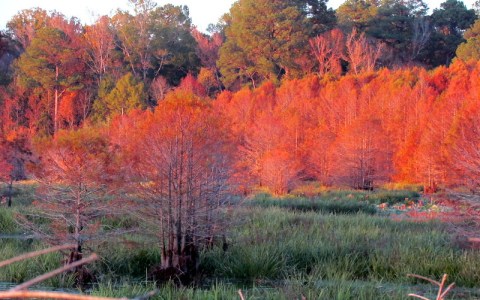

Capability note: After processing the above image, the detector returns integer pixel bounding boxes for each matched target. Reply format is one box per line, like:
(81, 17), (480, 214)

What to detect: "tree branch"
(0, 244), (76, 268)
(10, 254), (99, 291)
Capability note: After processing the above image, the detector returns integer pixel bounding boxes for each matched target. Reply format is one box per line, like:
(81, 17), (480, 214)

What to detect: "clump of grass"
(209, 244), (286, 281)
(250, 189), (421, 211)
(290, 182), (327, 197)
(382, 183), (424, 193)
(94, 239), (161, 280)
(100, 214), (139, 231)
(249, 194), (376, 214)
(0, 207), (18, 233)
(0, 240), (70, 287)
(367, 190), (420, 205)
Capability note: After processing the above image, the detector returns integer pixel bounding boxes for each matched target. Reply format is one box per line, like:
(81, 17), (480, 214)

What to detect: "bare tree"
(83, 16), (116, 84)
(149, 76), (171, 102)
(331, 118), (392, 190)
(345, 28), (384, 74)
(309, 28), (345, 77)
(410, 17), (431, 62)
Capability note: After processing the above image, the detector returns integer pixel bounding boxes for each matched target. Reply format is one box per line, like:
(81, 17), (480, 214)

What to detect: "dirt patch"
(388, 192), (480, 250)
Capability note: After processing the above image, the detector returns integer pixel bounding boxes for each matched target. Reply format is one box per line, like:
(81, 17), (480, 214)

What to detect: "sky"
(0, 0), (477, 33)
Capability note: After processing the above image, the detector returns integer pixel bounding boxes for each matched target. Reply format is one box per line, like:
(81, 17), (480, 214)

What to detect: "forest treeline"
(0, 0), (479, 193)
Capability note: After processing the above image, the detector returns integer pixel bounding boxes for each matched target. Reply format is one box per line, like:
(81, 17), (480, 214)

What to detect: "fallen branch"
(0, 244), (76, 268)
(0, 290), (127, 300)
(10, 253), (99, 291)
(407, 273), (455, 300)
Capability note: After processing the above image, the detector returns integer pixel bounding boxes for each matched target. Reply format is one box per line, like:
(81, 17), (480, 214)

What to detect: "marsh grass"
(0, 239), (76, 287)
(249, 189), (420, 214)
(249, 196), (377, 214)
(90, 278), (480, 300)
(201, 207), (480, 288)
(0, 181), (37, 207)
(3, 184), (480, 298)
(0, 207), (18, 233)
(93, 239), (161, 280)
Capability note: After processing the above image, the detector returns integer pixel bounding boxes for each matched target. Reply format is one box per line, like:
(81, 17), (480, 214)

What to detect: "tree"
(83, 16), (117, 85)
(0, 139), (14, 206)
(427, 0), (477, 66)
(331, 117), (392, 189)
(336, 0), (380, 31)
(112, 2), (199, 85)
(120, 90), (231, 281)
(218, 0), (310, 88)
(6, 8), (50, 49)
(456, 20), (480, 61)
(446, 86), (480, 191)
(94, 72), (146, 120)
(177, 73), (206, 97)
(0, 31), (21, 85)
(112, 0), (157, 81)
(149, 4), (200, 85)
(241, 112), (303, 195)
(296, 0), (337, 36)
(309, 28), (345, 77)
(16, 26), (85, 134)
(23, 128), (116, 284)
(191, 29), (223, 94)
(367, 0), (428, 64)
(345, 28), (383, 74)
(149, 75), (171, 102)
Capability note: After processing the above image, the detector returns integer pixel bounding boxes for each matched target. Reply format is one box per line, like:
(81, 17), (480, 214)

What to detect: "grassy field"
(1, 182), (480, 299)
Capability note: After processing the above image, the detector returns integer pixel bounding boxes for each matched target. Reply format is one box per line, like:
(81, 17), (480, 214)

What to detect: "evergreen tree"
(456, 20), (480, 61)
(98, 73), (146, 119)
(218, 0), (313, 89)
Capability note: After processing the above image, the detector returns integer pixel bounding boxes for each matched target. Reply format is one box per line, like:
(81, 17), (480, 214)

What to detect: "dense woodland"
(2, 0), (480, 285)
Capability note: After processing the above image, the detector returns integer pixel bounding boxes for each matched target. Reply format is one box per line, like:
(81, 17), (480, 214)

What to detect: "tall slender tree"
(16, 26), (85, 134)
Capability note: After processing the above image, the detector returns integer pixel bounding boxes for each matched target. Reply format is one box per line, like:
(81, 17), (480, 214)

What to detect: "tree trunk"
(7, 178), (13, 207)
(54, 65), (59, 134)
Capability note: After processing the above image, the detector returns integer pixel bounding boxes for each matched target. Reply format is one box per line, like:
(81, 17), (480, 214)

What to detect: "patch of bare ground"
(391, 191), (480, 249)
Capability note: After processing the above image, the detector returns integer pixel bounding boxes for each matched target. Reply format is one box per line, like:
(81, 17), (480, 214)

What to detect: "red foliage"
(177, 73), (207, 97)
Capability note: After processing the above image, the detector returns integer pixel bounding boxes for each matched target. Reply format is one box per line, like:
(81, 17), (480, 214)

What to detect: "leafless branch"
(0, 244), (75, 268)
(407, 273), (455, 300)
(11, 254), (99, 291)
(0, 291), (127, 300)
(238, 289), (246, 300)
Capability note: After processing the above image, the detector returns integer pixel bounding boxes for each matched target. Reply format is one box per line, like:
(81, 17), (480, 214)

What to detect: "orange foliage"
(213, 60), (480, 193)
(23, 60), (480, 194)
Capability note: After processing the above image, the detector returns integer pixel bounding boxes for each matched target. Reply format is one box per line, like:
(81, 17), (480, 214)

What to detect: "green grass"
(0, 239), (76, 287)
(249, 195), (377, 214)
(0, 207), (18, 233)
(90, 278), (480, 300)
(249, 189), (421, 214)
(0, 181), (37, 207)
(93, 238), (161, 280)
(201, 207), (480, 288)
(2, 185), (480, 299)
